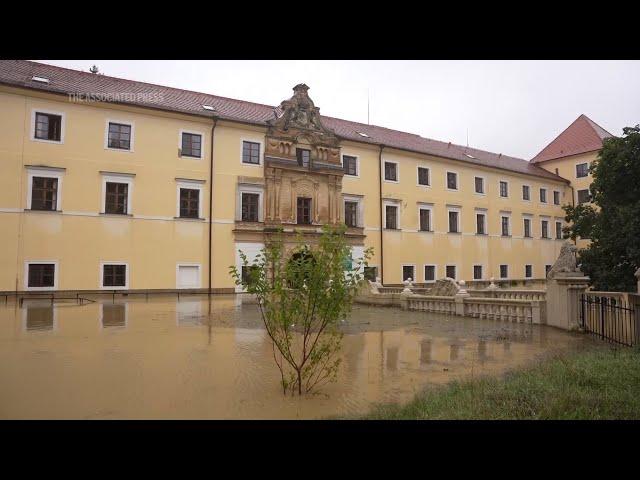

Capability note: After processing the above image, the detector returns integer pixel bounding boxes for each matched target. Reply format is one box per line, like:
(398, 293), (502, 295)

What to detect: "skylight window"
(464, 153), (476, 159)
(356, 131), (370, 138)
(31, 76), (50, 84)
(202, 105), (215, 111)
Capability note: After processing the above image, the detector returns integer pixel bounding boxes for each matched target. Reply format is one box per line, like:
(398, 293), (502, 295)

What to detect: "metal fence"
(579, 293), (639, 346)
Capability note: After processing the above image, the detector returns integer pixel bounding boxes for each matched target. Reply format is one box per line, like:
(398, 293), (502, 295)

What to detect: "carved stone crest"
(547, 241), (581, 279)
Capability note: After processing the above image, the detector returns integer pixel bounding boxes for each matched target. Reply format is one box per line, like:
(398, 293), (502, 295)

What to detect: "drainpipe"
(568, 183), (577, 246)
(378, 145), (384, 285)
(208, 117), (218, 295)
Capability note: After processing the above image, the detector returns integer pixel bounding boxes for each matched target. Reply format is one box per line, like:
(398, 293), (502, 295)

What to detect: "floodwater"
(0, 294), (591, 419)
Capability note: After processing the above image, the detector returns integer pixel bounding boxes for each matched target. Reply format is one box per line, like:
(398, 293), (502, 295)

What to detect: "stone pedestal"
(546, 272), (590, 331)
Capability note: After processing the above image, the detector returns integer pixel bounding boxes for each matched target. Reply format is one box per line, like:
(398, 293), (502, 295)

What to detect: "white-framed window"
(474, 176), (485, 195)
(100, 172), (134, 215)
(241, 138), (263, 166)
(523, 216), (533, 238)
(417, 165), (430, 187)
(499, 180), (509, 198)
(475, 209), (487, 235)
(577, 189), (591, 204)
(383, 199), (401, 230)
(541, 219), (550, 239)
(25, 166), (65, 211)
(447, 206), (461, 233)
(24, 260), (58, 291)
(383, 160), (399, 182)
(105, 119), (135, 152)
(235, 242), (265, 293)
(176, 179), (204, 219)
(446, 171), (459, 191)
(423, 264), (437, 283)
(499, 264), (509, 279)
(342, 154), (359, 177)
(418, 203), (433, 232)
(540, 187), (547, 204)
(179, 129), (205, 159)
(473, 264), (484, 280)
(576, 162), (589, 178)
(445, 264), (457, 280)
(99, 262), (129, 290)
(525, 264), (533, 279)
(545, 264), (553, 277)
(30, 108), (65, 144)
(555, 220), (563, 240)
(343, 194), (364, 228)
(500, 213), (511, 237)
(237, 182), (264, 223)
(522, 184), (531, 201)
(176, 263), (202, 289)
(553, 190), (561, 205)
(402, 264), (416, 282)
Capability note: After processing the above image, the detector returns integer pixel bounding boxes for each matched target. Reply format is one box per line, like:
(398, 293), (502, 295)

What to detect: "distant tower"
(89, 65), (99, 74)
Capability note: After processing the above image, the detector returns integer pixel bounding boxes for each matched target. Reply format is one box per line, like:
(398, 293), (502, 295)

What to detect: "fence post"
(633, 294), (640, 347)
(546, 272), (590, 331)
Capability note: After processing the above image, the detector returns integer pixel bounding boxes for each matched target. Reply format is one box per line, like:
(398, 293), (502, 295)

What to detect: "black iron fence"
(579, 293), (639, 347)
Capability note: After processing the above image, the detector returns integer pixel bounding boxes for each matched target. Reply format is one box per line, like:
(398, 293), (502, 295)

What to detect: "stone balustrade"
(468, 289), (546, 301)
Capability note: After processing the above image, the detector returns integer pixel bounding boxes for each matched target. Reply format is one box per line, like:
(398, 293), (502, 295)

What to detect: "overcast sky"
(38, 60), (639, 159)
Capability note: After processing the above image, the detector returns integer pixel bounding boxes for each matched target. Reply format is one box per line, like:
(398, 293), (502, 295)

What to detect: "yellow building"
(0, 60), (608, 294)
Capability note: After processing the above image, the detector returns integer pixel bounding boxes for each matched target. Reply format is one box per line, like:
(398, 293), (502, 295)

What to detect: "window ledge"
(475, 233), (488, 236)
(501, 235), (512, 238)
(174, 216), (205, 221)
(100, 212), (133, 217)
(418, 229), (434, 233)
(384, 227), (401, 231)
(447, 231), (461, 235)
(24, 209), (62, 214)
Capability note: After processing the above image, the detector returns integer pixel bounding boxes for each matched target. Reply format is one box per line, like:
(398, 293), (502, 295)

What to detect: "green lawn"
(363, 346), (640, 420)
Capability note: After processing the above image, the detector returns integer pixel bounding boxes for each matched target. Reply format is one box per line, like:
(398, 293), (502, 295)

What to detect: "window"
(179, 188), (200, 218)
(242, 141), (261, 165)
(523, 218), (532, 238)
(446, 265), (456, 280)
(419, 208), (431, 232)
(297, 197), (312, 224)
(27, 263), (55, 288)
(402, 265), (415, 282)
(577, 189), (591, 204)
(364, 266), (377, 282)
(385, 205), (398, 230)
(343, 155), (357, 176)
(345, 201), (358, 228)
(476, 213), (486, 235)
(522, 185), (530, 201)
(296, 148), (310, 168)
(34, 112), (62, 141)
(473, 265), (483, 280)
(500, 264), (508, 279)
(540, 188), (547, 203)
(545, 265), (552, 277)
(541, 220), (549, 238)
(103, 264), (127, 288)
(241, 192), (259, 222)
(30, 177), (58, 211)
(448, 210), (459, 233)
(417, 167), (430, 186)
(384, 161), (397, 181)
(475, 177), (484, 194)
(553, 191), (560, 205)
(555, 221), (563, 239)
(446, 171), (458, 190)
(576, 163), (589, 178)
(105, 182), (129, 214)
(499, 181), (509, 198)
(107, 122), (132, 150)
(180, 132), (202, 158)
(177, 264), (201, 289)
(424, 265), (436, 282)
(501, 216), (510, 236)
(525, 264), (532, 279)
(241, 265), (260, 287)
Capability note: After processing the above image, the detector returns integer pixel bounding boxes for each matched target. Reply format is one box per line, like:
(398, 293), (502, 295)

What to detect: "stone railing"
(468, 289), (546, 301)
(405, 295), (456, 315)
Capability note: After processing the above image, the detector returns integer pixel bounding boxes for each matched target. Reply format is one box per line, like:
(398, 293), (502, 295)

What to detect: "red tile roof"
(0, 60), (568, 183)
(531, 114), (613, 164)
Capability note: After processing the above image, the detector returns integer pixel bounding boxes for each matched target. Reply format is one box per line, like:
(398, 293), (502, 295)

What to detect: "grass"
(362, 346), (640, 420)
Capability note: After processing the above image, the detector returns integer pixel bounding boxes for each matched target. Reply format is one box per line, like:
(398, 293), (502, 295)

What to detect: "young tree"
(563, 125), (640, 291)
(230, 225), (372, 396)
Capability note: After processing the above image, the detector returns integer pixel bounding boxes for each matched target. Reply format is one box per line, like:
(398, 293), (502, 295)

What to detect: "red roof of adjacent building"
(531, 114), (613, 164)
(0, 60), (569, 183)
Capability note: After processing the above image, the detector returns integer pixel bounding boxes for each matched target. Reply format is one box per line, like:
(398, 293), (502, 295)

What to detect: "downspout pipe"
(568, 183), (577, 246)
(378, 145), (384, 285)
(209, 117), (218, 295)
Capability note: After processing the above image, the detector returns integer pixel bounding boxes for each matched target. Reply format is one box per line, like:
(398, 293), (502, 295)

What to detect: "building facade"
(0, 60), (608, 294)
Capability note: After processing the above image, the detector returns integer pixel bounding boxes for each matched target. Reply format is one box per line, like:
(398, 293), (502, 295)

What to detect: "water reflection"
(0, 295), (591, 419)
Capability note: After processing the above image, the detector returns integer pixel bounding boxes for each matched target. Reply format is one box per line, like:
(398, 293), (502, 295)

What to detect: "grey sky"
(38, 60), (639, 160)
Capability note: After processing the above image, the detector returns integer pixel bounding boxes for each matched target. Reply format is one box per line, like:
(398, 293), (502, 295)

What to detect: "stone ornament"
(547, 241), (581, 279)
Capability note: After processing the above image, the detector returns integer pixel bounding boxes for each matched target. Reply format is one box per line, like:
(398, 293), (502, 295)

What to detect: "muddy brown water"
(0, 294), (592, 419)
